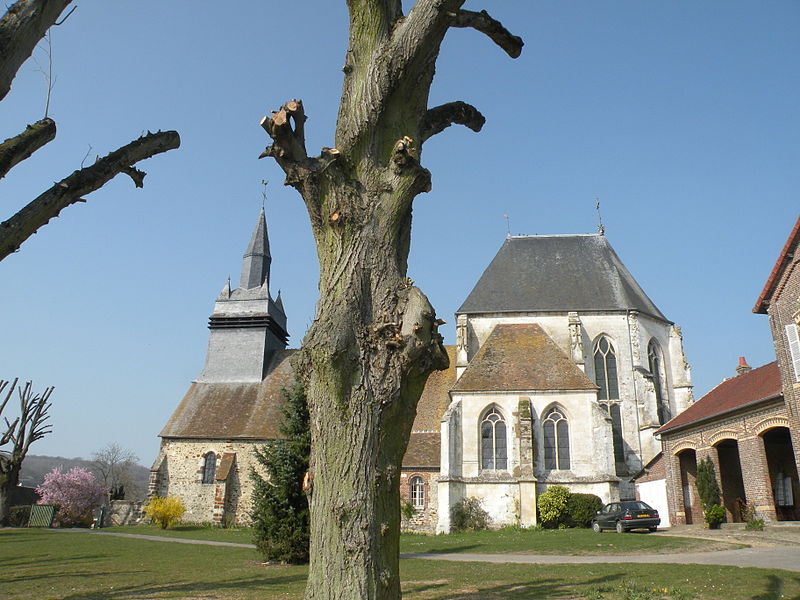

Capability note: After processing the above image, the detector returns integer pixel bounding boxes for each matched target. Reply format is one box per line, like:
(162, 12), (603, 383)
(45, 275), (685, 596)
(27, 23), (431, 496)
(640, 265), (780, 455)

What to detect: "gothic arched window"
(648, 340), (670, 425)
(594, 336), (624, 464)
(593, 336), (619, 401)
(410, 476), (425, 509)
(480, 406), (507, 470)
(202, 452), (216, 484)
(543, 407), (570, 470)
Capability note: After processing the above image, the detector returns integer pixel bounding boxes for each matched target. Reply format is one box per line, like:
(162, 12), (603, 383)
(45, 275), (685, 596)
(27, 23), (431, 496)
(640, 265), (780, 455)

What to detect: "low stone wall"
(104, 500), (145, 526)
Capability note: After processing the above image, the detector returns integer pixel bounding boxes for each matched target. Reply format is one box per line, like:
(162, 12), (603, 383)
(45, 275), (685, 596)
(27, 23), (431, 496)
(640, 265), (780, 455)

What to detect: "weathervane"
(595, 198), (605, 235)
(261, 179), (269, 210)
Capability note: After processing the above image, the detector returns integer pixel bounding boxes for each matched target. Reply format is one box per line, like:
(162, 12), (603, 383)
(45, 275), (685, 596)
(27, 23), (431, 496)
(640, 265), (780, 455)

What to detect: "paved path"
(47, 527), (800, 572)
(400, 546), (800, 572)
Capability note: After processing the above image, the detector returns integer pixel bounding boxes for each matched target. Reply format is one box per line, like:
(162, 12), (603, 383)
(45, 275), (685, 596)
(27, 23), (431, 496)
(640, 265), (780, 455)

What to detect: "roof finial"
(503, 214), (511, 238)
(595, 198), (605, 235)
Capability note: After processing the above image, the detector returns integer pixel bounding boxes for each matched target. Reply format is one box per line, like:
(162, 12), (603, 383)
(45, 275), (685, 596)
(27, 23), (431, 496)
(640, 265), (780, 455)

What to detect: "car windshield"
(620, 501), (652, 511)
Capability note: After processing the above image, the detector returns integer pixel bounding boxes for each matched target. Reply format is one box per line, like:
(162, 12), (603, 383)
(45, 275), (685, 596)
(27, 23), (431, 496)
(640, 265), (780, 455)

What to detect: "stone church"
(151, 211), (693, 532)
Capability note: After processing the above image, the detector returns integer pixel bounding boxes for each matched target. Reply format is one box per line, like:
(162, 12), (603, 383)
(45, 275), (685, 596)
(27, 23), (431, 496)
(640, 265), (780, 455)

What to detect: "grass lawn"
(2, 528), (798, 600)
(103, 523), (738, 555)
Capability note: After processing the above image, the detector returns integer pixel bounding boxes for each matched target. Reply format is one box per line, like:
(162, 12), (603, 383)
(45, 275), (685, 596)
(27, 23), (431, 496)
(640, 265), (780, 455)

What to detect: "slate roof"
(458, 234), (669, 322)
(160, 350), (295, 439)
(452, 323), (597, 392)
(657, 361), (782, 435)
(753, 215), (800, 314)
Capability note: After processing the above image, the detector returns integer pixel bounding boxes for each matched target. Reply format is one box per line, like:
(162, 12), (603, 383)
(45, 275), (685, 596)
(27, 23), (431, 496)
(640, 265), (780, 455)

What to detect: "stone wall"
(400, 469), (438, 533)
(152, 438), (266, 525)
(105, 500), (145, 526)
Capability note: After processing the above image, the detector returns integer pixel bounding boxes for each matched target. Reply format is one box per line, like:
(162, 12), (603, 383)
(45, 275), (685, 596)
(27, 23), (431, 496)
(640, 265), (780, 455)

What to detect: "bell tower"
(197, 208), (288, 383)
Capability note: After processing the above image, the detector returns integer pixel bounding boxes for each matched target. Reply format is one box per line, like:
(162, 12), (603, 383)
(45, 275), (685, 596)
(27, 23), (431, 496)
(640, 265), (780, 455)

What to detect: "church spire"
(239, 208), (271, 290)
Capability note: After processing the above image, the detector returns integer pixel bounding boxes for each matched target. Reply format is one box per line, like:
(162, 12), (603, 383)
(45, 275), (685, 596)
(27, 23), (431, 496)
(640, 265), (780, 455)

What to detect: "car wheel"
(592, 522), (602, 533)
(649, 527), (657, 533)
(615, 521), (625, 533)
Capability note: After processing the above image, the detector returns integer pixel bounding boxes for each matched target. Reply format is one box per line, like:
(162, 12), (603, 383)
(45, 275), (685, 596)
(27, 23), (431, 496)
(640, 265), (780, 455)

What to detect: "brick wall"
(661, 401), (788, 524)
(400, 469), (438, 533)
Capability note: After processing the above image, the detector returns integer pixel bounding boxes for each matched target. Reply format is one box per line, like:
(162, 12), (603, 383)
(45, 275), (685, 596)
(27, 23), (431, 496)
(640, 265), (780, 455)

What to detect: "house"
(655, 215), (800, 525)
(152, 213), (694, 531)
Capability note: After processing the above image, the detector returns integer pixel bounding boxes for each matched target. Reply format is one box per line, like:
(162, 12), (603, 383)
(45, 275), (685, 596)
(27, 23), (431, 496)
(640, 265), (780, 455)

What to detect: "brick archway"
(714, 439), (747, 522)
(762, 427), (800, 521)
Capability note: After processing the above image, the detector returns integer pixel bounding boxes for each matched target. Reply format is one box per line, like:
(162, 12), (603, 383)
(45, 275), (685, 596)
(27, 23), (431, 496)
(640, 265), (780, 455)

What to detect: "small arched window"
(543, 407), (570, 470)
(410, 476), (425, 509)
(648, 341), (670, 425)
(202, 452), (216, 484)
(480, 406), (507, 470)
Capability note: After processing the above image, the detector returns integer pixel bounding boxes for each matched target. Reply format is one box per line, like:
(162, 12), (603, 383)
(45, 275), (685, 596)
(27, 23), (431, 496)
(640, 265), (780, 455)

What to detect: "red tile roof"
(657, 361), (782, 434)
(753, 215), (800, 314)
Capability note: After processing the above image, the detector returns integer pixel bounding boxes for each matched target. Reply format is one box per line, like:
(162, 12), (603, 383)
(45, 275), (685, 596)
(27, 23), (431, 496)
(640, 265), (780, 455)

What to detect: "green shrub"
(400, 500), (415, 522)
(450, 497), (489, 531)
(703, 503), (726, 529)
(740, 501), (764, 530)
(566, 493), (603, 528)
(143, 496), (185, 529)
(537, 485), (570, 527)
(8, 505), (31, 527)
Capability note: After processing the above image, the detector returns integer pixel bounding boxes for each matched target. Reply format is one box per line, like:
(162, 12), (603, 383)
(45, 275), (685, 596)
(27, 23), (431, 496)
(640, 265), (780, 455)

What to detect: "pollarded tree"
(0, 0), (179, 261)
(0, 378), (53, 525)
(258, 3), (522, 598)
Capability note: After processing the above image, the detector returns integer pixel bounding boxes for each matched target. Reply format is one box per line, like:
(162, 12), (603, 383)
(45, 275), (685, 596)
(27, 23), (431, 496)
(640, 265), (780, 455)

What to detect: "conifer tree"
(696, 456), (721, 509)
(250, 380), (310, 564)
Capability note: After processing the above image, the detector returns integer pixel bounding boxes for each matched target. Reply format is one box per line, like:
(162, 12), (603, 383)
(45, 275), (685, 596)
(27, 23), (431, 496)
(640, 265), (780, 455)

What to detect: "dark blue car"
(591, 500), (661, 533)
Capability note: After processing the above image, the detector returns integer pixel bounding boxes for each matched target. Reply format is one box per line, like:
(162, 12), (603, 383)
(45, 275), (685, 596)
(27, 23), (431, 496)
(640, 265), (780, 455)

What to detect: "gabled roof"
(452, 323), (597, 393)
(457, 234), (669, 322)
(160, 350), (295, 439)
(657, 361), (782, 435)
(753, 215), (800, 314)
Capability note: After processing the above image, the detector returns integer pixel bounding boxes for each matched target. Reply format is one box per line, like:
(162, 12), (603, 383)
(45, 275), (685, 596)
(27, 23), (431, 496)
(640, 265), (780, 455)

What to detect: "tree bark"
(0, 118), (56, 180)
(260, 2), (521, 598)
(0, 0), (73, 102)
(0, 130), (180, 261)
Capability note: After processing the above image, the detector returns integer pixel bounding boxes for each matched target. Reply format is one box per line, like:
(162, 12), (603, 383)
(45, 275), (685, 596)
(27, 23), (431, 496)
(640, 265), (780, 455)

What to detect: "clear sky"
(1, 1), (797, 466)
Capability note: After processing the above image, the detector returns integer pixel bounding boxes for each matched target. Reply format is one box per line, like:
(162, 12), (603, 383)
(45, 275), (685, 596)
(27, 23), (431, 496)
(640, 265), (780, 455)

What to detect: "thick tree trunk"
(260, 3), (522, 598)
(0, 485), (9, 526)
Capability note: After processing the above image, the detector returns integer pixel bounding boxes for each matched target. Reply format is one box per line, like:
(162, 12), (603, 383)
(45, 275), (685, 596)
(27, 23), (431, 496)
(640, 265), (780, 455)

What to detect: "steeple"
(239, 208), (271, 290)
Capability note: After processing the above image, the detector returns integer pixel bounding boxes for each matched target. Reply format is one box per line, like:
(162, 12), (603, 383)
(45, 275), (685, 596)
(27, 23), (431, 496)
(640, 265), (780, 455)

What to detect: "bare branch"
(0, 130), (180, 261)
(0, 0), (73, 101)
(0, 118), (56, 179)
(419, 101), (484, 144)
(449, 9), (524, 58)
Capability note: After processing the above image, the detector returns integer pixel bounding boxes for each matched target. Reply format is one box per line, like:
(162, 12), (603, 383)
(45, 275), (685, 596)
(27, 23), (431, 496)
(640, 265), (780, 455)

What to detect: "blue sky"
(1, 1), (797, 466)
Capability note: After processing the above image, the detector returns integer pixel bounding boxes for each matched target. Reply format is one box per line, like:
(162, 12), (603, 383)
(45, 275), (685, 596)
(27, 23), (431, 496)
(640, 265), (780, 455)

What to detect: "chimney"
(736, 356), (752, 376)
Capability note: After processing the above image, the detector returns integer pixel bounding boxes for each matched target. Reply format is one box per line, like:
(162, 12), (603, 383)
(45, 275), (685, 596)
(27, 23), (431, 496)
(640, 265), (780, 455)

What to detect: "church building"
(152, 212), (693, 531)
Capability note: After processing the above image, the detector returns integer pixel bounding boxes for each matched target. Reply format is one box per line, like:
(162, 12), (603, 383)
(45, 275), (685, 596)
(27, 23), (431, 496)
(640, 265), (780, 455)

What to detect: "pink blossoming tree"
(36, 466), (107, 526)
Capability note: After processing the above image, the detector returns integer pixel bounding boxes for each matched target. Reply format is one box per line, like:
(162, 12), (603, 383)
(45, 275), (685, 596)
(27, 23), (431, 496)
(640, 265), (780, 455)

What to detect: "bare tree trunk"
(259, 3), (522, 598)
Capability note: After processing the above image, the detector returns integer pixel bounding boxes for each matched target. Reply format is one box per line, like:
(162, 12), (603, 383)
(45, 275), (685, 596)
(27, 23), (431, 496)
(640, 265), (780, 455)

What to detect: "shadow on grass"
(417, 545), (482, 554)
(58, 572), (307, 600)
(404, 572), (626, 599)
(750, 574), (800, 600)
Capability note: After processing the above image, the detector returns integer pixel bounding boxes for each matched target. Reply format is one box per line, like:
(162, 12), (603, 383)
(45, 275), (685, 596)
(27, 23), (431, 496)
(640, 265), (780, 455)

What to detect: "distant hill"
(19, 455), (150, 500)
